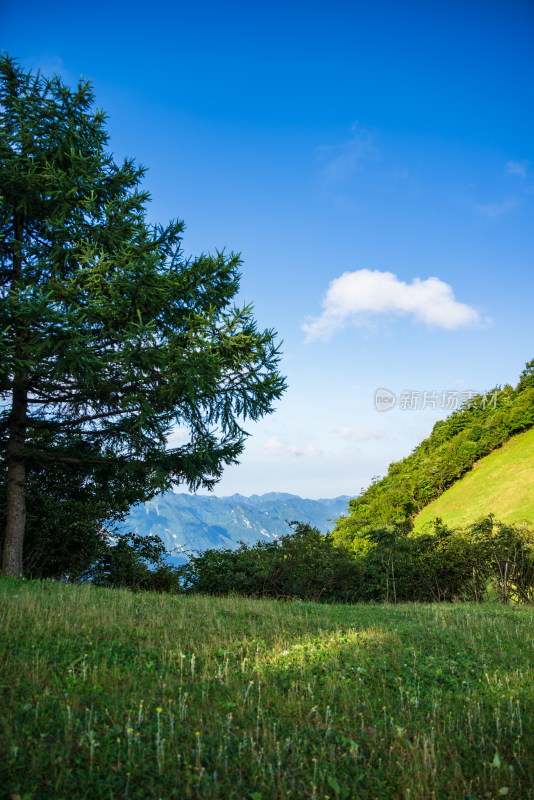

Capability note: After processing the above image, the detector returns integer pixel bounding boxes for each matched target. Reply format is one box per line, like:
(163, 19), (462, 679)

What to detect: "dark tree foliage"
(0, 56), (286, 576)
(90, 531), (182, 593)
(0, 433), (159, 578)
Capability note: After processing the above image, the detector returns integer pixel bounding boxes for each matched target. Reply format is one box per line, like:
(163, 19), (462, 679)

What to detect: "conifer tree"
(0, 55), (285, 576)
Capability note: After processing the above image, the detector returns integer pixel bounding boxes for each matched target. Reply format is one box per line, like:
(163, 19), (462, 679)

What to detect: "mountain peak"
(125, 493), (353, 563)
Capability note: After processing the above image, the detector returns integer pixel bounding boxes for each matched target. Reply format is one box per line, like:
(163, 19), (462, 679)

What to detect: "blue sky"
(3, 0), (533, 498)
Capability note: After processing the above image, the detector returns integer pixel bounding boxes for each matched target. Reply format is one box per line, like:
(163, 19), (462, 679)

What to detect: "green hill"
(414, 426), (534, 530)
(333, 359), (534, 548)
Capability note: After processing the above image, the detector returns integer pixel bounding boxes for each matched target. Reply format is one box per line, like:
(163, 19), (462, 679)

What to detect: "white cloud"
(303, 269), (481, 341)
(318, 123), (379, 182)
(263, 436), (321, 458)
(505, 160), (529, 178)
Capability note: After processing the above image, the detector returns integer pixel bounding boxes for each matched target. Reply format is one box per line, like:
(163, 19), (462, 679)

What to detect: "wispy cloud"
(470, 197), (518, 219)
(318, 123), (379, 182)
(338, 427), (387, 441)
(303, 269), (481, 342)
(505, 160), (529, 178)
(263, 436), (320, 458)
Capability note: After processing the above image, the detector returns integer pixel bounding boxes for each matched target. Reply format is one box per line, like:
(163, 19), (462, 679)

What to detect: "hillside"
(333, 358), (534, 548)
(414, 426), (534, 530)
(123, 492), (352, 561)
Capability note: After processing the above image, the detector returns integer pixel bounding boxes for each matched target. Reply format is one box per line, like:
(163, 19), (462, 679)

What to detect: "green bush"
(179, 522), (364, 602)
(179, 517), (534, 605)
(359, 516), (534, 604)
(90, 532), (182, 592)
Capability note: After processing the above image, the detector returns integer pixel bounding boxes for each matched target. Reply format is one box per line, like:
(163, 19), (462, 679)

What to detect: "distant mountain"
(123, 492), (352, 563)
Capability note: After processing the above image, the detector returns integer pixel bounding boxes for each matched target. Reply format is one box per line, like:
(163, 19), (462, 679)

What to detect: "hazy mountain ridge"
(123, 492), (352, 562)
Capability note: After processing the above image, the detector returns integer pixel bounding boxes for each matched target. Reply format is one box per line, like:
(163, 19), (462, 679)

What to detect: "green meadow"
(1, 578), (533, 799)
(414, 427), (534, 532)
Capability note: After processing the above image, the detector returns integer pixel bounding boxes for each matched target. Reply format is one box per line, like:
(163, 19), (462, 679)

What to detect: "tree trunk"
(472, 566), (478, 602)
(2, 379), (28, 576)
(3, 212), (27, 577)
(503, 560), (509, 604)
(390, 552), (396, 604)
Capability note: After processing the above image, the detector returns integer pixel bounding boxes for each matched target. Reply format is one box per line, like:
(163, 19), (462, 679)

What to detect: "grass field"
(414, 427), (534, 532)
(1, 578), (533, 800)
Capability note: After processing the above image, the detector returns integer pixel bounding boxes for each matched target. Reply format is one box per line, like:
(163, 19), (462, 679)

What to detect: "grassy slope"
(414, 426), (534, 531)
(1, 578), (533, 799)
